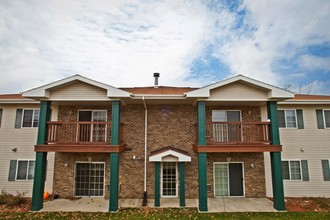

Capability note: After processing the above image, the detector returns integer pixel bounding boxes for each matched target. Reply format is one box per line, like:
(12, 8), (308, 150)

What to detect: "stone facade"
(53, 152), (110, 198)
(52, 104), (266, 199)
(207, 153), (266, 198)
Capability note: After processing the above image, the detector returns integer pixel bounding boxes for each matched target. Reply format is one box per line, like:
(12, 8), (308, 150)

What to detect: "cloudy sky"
(1, 0), (330, 94)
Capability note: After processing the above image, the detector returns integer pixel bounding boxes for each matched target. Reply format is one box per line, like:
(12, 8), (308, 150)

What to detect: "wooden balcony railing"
(46, 121), (124, 145)
(203, 122), (271, 145)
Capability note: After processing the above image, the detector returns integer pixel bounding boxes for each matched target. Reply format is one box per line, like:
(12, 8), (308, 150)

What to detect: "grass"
(0, 208), (330, 220)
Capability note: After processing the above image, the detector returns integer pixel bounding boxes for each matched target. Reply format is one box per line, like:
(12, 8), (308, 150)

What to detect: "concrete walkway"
(41, 197), (276, 212)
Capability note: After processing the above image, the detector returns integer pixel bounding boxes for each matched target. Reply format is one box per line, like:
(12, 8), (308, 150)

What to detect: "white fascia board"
(149, 150), (191, 162)
(267, 89), (295, 99)
(22, 74), (131, 98)
(0, 100), (39, 104)
(279, 100), (330, 105)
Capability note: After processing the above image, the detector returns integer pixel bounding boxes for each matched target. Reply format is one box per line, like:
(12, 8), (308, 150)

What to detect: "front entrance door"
(214, 162), (244, 197)
(161, 162), (178, 197)
(75, 162), (105, 197)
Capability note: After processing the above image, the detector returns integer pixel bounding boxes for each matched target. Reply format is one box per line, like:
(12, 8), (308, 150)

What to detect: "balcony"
(35, 121), (125, 153)
(193, 122), (282, 153)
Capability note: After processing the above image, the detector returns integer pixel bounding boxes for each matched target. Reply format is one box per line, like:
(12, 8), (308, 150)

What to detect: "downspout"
(142, 96), (148, 206)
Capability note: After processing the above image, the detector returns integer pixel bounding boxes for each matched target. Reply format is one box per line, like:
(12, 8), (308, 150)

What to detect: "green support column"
(109, 101), (121, 212)
(197, 101), (208, 212)
(179, 162), (185, 207)
(109, 153), (119, 212)
(267, 101), (285, 211)
(154, 162), (160, 207)
(31, 101), (51, 211)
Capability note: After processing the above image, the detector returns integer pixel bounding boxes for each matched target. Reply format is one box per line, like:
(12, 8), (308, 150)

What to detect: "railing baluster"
(46, 121), (113, 145)
(203, 121), (271, 145)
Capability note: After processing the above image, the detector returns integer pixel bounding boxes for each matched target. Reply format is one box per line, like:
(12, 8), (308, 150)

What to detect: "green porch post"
(179, 162), (185, 207)
(31, 101), (51, 211)
(109, 101), (121, 212)
(267, 101), (285, 211)
(154, 162), (160, 207)
(197, 101), (208, 211)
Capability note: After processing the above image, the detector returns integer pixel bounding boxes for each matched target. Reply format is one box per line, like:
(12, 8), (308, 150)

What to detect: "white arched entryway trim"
(149, 149), (191, 162)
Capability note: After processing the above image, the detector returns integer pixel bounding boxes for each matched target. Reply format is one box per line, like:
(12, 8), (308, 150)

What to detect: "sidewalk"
(41, 197), (277, 212)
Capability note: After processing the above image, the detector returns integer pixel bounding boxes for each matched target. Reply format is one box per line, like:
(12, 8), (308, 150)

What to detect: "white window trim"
(73, 161), (106, 197)
(160, 162), (178, 198)
(322, 109), (330, 129)
(279, 109), (298, 129)
(213, 162), (245, 197)
(15, 159), (35, 181)
(21, 109), (40, 128)
(282, 159), (303, 181)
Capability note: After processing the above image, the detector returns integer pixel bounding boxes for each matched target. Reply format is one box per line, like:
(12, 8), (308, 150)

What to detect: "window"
(212, 110), (241, 122)
(22, 109), (39, 127)
(15, 109), (40, 128)
(316, 109), (330, 129)
(8, 160), (35, 181)
(321, 160), (330, 181)
(0, 108), (2, 127)
(278, 109), (304, 129)
(282, 160), (309, 181)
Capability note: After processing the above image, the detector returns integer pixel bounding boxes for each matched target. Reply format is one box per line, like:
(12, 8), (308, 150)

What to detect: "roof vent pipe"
(153, 72), (160, 88)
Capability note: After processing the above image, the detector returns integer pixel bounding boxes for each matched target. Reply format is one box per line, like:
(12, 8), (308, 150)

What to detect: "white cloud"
(299, 55), (330, 71)
(0, 0), (329, 94)
(0, 0), (216, 93)
(212, 0), (330, 86)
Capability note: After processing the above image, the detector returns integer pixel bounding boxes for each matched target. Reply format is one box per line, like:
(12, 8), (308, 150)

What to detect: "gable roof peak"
(186, 74), (294, 100)
(22, 74), (131, 99)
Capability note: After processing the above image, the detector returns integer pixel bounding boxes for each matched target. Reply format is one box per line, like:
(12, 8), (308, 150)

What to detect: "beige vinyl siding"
(264, 104), (330, 197)
(209, 82), (268, 100)
(50, 81), (109, 100)
(0, 104), (54, 196)
(51, 105), (58, 121)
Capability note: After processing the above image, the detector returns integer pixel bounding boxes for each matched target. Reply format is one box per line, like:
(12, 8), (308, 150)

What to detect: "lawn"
(0, 208), (330, 220)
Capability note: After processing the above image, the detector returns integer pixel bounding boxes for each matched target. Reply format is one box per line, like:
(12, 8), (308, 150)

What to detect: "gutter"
(142, 96), (148, 206)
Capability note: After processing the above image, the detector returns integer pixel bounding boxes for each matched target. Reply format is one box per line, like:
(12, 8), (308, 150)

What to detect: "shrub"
(0, 189), (27, 207)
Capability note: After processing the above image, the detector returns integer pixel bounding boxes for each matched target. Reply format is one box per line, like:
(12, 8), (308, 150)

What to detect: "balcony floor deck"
(193, 143), (282, 153)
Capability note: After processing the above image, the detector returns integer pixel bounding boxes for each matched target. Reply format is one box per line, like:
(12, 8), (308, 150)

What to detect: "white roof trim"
(279, 101), (330, 105)
(185, 74), (294, 100)
(149, 150), (191, 162)
(22, 74), (131, 99)
(0, 100), (39, 104)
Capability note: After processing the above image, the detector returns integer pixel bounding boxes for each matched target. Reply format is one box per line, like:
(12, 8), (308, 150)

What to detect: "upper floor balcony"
(35, 121), (125, 153)
(194, 121), (282, 153)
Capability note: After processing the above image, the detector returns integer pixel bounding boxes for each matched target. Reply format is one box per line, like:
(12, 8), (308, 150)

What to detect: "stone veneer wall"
(207, 153), (266, 198)
(52, 104), (266, 199)
(120, 104), (198, 199)
(53, 152), (110, 198)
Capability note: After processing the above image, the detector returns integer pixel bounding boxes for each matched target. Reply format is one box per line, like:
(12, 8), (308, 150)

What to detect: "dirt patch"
(285, 197), (330, 212)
